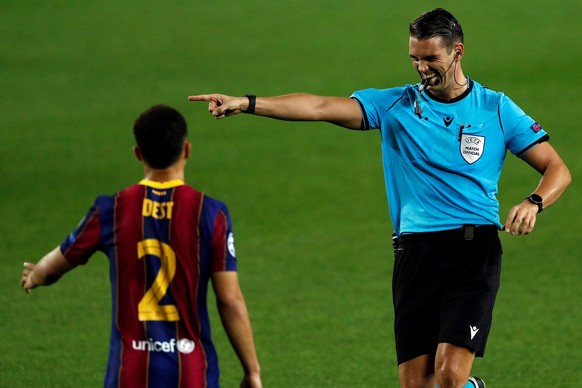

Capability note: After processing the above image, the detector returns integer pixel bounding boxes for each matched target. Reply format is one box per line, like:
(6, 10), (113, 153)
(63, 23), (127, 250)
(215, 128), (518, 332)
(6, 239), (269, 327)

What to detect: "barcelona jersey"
(60, 179), (237, 388)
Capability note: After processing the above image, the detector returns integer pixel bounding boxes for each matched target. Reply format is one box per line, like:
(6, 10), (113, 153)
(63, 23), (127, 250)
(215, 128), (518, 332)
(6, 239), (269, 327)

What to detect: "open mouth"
(422, 73), (439, 86)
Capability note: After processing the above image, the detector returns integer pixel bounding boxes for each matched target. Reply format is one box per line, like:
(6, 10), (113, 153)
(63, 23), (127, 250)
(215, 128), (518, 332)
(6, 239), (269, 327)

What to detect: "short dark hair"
(133, 105), (188, 169)
(409, 8), (464, 51)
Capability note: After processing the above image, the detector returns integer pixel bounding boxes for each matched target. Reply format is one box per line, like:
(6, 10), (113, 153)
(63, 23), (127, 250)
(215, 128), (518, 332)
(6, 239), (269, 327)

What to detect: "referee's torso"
(352, 79), (548, 235)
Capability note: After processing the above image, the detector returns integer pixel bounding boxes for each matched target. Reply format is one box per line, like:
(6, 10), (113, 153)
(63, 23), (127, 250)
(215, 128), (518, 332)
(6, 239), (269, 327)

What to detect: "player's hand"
(503, 200), (539, 235)
(21, 262), (38, 294)
(187, 93), (249, 119)
(239, 372), (262, 388)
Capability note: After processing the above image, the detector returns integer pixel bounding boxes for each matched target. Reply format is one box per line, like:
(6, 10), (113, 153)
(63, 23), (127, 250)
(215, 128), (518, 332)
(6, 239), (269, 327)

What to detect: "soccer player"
(187, 8), (571, 388)
(20, 105), (262, 388)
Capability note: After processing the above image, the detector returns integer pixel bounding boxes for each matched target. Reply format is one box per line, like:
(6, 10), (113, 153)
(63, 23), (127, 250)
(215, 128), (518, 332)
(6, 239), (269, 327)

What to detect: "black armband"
(242, 94), (256, 114)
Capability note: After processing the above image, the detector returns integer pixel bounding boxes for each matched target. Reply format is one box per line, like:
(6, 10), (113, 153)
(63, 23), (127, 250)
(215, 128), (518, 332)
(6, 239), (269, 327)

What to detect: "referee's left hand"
(503, 199), (539, 235)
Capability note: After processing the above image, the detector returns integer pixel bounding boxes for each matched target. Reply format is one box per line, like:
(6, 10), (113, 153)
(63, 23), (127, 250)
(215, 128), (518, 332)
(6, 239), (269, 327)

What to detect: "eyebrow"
(409, 54), (440, 61)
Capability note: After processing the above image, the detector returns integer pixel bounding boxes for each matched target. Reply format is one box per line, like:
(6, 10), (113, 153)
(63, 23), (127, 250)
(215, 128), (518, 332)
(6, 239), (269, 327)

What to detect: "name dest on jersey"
(142, 198), (174, 220)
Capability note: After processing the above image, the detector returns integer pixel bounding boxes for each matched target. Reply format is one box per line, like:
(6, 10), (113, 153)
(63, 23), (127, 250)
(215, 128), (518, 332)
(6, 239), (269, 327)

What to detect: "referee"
(188, 8), (571, 388)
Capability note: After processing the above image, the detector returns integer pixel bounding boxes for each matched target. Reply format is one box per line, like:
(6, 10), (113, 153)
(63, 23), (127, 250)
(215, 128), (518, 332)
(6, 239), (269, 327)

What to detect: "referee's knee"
(435, 343), (474, 388)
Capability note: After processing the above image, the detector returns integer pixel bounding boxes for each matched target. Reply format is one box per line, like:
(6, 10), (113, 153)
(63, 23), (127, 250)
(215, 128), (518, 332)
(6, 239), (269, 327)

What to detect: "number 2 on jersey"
(137, 239), (180, 321)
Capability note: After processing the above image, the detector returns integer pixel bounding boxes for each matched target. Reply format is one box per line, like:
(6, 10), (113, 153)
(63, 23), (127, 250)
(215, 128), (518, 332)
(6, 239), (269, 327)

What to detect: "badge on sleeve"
(531, 122), (542, 133)
(227, 232), (236, 257)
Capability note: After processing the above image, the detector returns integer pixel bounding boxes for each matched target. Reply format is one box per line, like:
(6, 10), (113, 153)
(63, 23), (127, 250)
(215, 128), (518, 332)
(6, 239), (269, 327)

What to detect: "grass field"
(1, 1), (580, 386)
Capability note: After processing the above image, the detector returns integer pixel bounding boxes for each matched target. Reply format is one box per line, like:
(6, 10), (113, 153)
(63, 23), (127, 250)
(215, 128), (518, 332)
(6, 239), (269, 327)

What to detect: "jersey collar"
(426, 78), (473, 104)
(139, 179), (185, 189)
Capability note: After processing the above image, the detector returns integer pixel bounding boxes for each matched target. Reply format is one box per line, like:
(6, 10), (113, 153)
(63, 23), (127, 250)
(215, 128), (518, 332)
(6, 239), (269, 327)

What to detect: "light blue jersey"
(352, 79), (548, 235)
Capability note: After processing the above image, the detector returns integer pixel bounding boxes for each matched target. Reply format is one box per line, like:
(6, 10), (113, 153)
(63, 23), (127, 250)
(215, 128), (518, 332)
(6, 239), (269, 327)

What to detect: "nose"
(416, 59), (430, 73)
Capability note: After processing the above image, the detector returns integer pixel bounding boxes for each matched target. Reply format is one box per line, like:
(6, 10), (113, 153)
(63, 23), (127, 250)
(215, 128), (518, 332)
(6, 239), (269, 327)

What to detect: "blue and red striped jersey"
(60, 179), (237, 388)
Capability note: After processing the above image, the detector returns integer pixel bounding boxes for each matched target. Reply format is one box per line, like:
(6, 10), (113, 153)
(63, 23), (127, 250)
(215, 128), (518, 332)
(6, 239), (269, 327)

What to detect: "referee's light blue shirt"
(352, 79), (548, 235)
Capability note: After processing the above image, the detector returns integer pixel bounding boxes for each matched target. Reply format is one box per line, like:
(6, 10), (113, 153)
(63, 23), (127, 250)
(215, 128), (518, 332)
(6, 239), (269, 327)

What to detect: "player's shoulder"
(197, 190), (229, 214)
(168, 184), (227, 211)
(93, 193), (116, 207)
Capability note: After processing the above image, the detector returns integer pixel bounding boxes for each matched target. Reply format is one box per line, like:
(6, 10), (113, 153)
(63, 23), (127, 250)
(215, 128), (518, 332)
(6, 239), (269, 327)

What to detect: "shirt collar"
(138, 179), (185, 189)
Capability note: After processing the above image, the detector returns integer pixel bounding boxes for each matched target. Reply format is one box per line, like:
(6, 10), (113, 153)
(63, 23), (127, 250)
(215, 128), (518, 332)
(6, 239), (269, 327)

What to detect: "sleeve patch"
(531, 122), (542, 133)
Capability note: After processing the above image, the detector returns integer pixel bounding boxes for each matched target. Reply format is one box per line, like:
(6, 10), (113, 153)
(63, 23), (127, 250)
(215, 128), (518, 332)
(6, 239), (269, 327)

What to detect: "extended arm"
(212, 271), (262, 388)
(21, 247), (76, 294)
(188, 93), (363, 130)
(503, 142), (571, 235)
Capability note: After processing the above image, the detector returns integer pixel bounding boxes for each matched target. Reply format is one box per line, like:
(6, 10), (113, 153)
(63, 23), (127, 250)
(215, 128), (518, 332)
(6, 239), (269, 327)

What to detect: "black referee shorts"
(392, 225), (502, 365)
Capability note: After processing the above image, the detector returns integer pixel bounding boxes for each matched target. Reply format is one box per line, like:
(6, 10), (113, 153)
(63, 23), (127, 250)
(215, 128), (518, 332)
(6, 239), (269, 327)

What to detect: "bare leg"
(434, 343), (475, 388)
(398, 354), (436, 388)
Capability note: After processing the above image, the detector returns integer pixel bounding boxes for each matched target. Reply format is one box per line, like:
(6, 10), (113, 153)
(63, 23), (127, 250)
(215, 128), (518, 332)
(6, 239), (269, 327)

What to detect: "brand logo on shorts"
(469, 325), (480, 340)
(460, 135), (485, 164)
(132, 338), (196, 354)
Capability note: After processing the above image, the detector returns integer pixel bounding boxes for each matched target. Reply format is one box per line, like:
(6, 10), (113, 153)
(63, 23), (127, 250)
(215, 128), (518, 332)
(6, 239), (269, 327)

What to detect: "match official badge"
(460, 134), (485, 164)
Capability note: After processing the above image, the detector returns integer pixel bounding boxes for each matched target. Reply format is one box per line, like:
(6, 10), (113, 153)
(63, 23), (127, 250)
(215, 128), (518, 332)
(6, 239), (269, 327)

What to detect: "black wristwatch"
(526, 193), (543, 213)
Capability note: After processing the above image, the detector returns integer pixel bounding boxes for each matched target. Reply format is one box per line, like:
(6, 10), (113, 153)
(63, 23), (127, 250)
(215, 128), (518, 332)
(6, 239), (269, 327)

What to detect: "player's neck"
(142, 163), (186, 183)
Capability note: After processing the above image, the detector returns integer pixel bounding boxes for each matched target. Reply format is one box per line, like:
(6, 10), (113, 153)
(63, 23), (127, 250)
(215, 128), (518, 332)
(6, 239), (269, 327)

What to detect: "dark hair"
(409, 8), (464, 51)
(133, 105), (188, 169)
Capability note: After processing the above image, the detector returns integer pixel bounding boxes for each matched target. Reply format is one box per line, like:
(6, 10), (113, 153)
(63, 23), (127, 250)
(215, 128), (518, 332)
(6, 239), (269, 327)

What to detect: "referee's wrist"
(242, 95), (256, 114)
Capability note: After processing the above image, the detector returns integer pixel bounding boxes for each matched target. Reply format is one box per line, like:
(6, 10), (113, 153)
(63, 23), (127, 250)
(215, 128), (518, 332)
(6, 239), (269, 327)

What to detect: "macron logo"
(470, 326), (480, 340)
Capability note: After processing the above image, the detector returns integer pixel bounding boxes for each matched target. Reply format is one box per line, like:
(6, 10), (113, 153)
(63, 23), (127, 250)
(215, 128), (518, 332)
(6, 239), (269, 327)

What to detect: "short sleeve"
(60, 201), (102, 265)
(499, 95), (548, 156)
(210, 204), (237, 272)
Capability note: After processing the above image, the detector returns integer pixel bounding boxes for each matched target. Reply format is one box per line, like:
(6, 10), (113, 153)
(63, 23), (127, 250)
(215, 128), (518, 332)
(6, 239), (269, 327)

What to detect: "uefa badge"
(177, 338), (195, 354)
(460, 134), (485, 164)
(227, 232), (236, 257)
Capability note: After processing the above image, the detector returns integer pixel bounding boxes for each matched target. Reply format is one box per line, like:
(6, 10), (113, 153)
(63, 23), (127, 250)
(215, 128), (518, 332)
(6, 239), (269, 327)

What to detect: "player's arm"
(503, 142), (571, 235)
(21, 247), (76, 294)
(188, 93), (363, 130)
(212, 271), (262, 388)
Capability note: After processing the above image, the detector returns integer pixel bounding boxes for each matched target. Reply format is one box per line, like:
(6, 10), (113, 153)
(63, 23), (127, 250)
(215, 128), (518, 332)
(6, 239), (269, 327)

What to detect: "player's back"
(62, 179), (233, 388)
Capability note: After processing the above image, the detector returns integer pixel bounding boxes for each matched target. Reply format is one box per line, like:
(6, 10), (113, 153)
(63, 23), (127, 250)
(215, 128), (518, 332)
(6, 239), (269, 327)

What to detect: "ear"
(184, 141), (191, 159)
(134, 146), (143, 161)
(454, 44), (464, 60)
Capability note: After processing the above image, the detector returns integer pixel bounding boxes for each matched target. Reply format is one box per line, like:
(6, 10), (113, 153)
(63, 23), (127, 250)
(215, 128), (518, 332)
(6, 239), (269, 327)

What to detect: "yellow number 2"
(136, 239), (180, 321)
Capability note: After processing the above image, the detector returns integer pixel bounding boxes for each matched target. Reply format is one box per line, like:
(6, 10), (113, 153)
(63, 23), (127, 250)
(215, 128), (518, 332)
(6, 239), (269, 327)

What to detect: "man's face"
(409, 36), (457, 94)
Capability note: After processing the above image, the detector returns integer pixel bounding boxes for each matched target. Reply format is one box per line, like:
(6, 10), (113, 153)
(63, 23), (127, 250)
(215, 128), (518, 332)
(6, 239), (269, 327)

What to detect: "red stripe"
(171, 187), (207, 387)
(114, 185), (148, 388)
(62, 209), (101, 265)
(211, 210), (228, 272)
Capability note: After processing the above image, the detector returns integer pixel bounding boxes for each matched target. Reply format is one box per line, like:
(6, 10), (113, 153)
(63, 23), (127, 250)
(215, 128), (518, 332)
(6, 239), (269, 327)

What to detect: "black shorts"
(392, 225), (502, 365)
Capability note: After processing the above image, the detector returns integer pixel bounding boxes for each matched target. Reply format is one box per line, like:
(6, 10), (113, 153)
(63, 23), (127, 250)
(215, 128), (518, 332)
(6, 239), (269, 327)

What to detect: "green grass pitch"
(1, 1), (580, 386)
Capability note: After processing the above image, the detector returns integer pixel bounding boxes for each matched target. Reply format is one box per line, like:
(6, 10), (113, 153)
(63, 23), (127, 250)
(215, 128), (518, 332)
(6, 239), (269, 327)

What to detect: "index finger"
(187, 94), (218, 102)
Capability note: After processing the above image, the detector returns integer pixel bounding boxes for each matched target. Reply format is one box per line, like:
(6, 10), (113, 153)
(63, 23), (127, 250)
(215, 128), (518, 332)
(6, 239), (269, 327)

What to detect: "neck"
(431, 72), (468, 101)
(142, 162), (185, 183)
